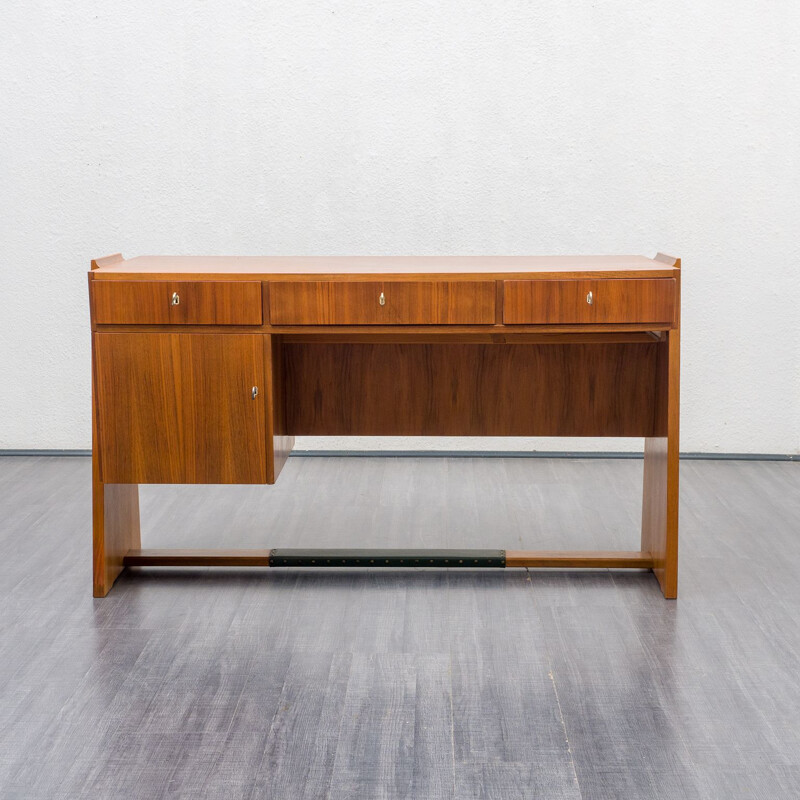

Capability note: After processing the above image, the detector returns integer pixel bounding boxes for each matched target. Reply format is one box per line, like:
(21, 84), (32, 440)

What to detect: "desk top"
(91, 254), (679, 280)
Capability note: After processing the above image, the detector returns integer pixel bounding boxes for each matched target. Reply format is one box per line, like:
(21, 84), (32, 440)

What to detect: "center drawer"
(92, 281), (263, 325)
(269, 281), (496, 325)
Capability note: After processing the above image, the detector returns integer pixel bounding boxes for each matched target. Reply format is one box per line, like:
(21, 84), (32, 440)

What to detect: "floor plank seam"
(528, 567), (584, 799)
(446, 570), (457, 799)
(549, 662), (583, 798)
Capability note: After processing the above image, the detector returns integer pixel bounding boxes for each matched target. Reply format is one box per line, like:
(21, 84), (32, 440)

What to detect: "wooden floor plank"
(1, 455), (800, 799)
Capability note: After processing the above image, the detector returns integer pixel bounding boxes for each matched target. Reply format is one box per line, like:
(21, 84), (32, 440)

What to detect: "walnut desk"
(88, 254), (681, 598)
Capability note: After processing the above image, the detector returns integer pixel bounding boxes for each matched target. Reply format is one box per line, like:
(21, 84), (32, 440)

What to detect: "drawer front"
(503, 279), (675, 325)
(269, 281), (496, 325)
(92, 281), (263, 325)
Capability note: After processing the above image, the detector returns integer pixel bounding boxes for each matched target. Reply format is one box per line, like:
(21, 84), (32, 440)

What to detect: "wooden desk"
(88, 254), (680, 597)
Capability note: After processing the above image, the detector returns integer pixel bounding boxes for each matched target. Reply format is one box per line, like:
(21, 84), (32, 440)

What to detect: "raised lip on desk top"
(89, 254), (680, 280)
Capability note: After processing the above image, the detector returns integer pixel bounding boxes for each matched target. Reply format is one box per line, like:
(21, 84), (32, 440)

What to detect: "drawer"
(269, 281), (496, 325)
(503, 279), (675, 325)
(92, 281), (263, 325)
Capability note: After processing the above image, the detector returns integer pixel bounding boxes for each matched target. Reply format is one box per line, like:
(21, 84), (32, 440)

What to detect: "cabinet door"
(95, 333), (267, 483)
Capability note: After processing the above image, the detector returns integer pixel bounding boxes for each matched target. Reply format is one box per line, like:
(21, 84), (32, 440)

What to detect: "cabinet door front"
(95, 333), (267, 483)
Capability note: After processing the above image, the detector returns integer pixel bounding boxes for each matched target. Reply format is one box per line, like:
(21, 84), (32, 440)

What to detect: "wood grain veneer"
(642, 255), (681, 598)
(283, 342), (660, 437)
(269, 281), (495, 325)
(642, 327), (680, 596)
(91, 325), (140, 597)
(89, 254), (681, 278)
(89, 251), (681, 598)
(503, 279), (675, 325)
(95, 333), (267, 484)
(266, 334), (294, 482)
(93, 280), (263, 325)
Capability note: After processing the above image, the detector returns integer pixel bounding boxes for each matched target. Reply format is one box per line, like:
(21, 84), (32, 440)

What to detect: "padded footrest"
(268, 548), (506, 568)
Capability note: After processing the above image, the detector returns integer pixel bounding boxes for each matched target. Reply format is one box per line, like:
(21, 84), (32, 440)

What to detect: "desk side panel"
(91, 323), (141, 596)
(642, 330), (680, 597)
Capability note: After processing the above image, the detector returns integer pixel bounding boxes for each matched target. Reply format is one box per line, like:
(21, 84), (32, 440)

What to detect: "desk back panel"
(283, 342), (662, 437)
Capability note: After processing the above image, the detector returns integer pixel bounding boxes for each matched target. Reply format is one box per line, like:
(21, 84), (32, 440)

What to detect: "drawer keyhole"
(586, 291), (593, 305)
(171, 292), (180, 306)
(379, 292), (386, 306)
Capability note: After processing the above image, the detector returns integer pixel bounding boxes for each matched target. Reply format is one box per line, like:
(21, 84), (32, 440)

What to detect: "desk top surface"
(91, 254), (679, 280)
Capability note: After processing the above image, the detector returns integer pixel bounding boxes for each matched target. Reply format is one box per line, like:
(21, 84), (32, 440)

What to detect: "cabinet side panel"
(265, 335), (294, 483)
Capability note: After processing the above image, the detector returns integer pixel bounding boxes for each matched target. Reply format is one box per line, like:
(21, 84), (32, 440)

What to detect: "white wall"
(1, 1), (798, 453)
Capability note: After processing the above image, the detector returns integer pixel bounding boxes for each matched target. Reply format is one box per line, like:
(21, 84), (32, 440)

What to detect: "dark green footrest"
(269, 549), (506, 568)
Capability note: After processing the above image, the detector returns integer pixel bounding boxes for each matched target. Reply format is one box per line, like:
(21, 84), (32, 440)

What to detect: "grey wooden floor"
(1, 455), (799, 799)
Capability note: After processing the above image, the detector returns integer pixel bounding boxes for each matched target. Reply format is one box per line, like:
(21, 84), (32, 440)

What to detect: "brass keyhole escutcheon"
(171, 292), (180, 306)
(586, 291), (593, 305)
(379, 292), (386, 306)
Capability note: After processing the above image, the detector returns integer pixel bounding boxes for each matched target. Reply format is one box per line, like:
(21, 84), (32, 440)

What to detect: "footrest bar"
(269, 549), (506, 567)
(123, 548), (654, 570)
(506, 550), (653, 568)
(124, 549), (272, 567)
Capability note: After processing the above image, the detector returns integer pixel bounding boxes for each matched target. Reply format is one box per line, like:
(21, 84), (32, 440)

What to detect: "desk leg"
(642, 329), (679, 598)
(93, 477), (140, 597)
(91, 332), (141, 597)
